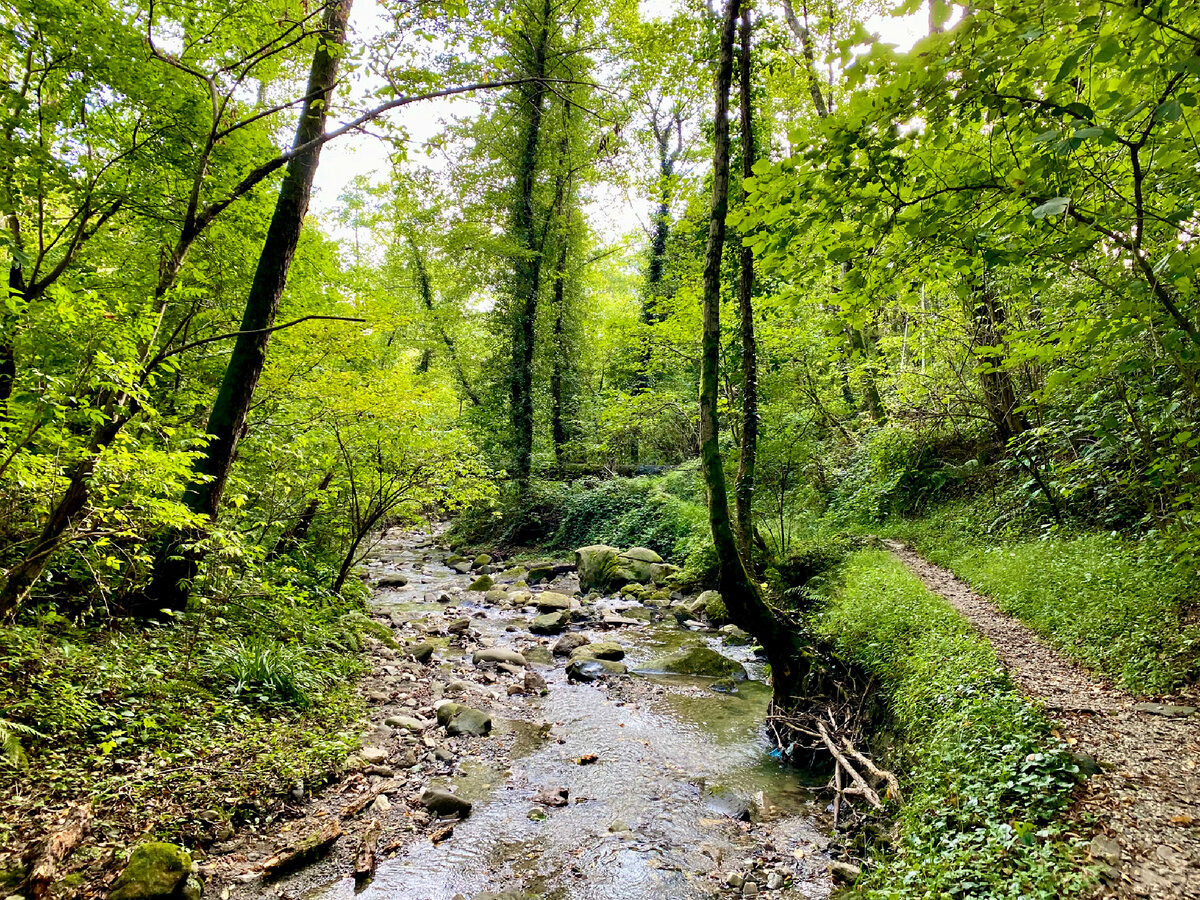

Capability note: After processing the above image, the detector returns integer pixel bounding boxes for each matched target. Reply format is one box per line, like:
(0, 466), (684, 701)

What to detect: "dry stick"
(842, 738), (902, 803)
(816, 721), (882, 809)
(259, 819), (342, 877)
(26, 803), (93, 900)
(832, 763), (843, 829)
(353, 818), (382, 886)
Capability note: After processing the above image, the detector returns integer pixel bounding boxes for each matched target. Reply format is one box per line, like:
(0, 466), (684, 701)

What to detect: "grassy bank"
(815, 550), (1090, 899)
(881, 500), (1200, 695)
(0, 569), (377, 895)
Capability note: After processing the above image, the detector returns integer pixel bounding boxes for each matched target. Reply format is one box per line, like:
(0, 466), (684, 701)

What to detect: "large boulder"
(575, 545), (620, 592)
(109, 843), (191, 900)
(639, 644), (747, 680)
(436, 703), (492, 736)
(552, 633), (590, 656)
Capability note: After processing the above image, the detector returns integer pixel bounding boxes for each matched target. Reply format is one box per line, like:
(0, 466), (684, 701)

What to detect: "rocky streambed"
(204, 529), (837, 900)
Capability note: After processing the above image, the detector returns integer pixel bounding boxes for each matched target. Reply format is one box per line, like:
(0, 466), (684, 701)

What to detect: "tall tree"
(144, 0), (354, 611)
(699, 0), (807, 706)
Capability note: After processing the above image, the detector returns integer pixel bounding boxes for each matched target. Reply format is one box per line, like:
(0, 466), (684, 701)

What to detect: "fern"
(0, 717), (44, 768)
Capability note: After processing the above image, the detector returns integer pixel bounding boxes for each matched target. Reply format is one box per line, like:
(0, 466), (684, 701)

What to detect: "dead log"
(353, 818), (381, 887)
(843, 738), (903, 803)
(259, 819), (342, 878)
(26, 803), (93, 899)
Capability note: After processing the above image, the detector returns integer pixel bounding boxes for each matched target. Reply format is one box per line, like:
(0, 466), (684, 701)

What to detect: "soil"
(884, 539), (1200, 900)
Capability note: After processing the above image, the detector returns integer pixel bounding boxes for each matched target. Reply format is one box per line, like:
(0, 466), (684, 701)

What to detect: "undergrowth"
(816, 550), (1091, 900)
(0, 561), (376, 878)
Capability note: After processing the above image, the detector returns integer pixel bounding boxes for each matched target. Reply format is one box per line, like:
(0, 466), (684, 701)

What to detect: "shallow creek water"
(311, 534), (832, 900)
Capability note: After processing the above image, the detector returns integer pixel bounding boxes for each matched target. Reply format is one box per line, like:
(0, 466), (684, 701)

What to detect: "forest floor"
(883, 539), (1200, 900)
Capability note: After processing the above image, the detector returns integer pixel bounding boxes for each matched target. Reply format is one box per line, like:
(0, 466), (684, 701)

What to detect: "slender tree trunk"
(509, 0), (552, 493)
(700, 0), (808, 707)
(733, 8), (758, 570)
(267, 468), (334, 560)
(550, 242), (569, 472)
(0, 261), (23, 430)
(144, 0), (354, 612)
(973, 269), (1025, 442)
(409, 237), (481, 405)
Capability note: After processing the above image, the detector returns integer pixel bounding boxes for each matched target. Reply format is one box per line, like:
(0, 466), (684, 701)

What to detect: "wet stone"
(552, 633), (590, 656)
(421, 787), (472, 819)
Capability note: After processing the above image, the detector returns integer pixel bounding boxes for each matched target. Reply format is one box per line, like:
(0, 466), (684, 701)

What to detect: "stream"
(311, 530), (834, 900)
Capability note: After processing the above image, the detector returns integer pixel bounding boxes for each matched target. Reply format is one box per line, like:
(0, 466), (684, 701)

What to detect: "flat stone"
(566, 658), (627, 682)
(530, 611), (568, 635)
(472, 648), (528, 667)
(1089, 834), (1122, 866)
(446, 618), (471, 635)
(601, 615), (641, 627)
(570, 640), (625, 662)
(384, 715), (427, 732)
(377, 573), (409, 587)
(552, 633), (590, 656)
(404, 642), (435, 664)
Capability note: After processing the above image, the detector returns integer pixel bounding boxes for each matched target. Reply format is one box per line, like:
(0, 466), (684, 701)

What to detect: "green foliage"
(889, 502), (1200, 694)
(816, 551), (1090, 899)
(204, 638), (320, 709)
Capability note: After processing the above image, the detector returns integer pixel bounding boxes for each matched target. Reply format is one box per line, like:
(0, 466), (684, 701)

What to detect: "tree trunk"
(973, 269), (1025, 442)
(145, 0), (354, 612)
(267, 468), (334, 560)
(0, 261), (23, 431)
(733, 8), (758, 570)
(409, 237), (481, 405)
(700, 0), (808, 707)
(509, 0), (552, 494)
(550, 241), (569, 472)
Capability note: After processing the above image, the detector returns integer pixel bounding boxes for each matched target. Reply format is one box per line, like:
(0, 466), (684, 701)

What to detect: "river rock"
(530, 611), (568, 635)
(472, 648), (527, 667)
(377, 573), (409, 587)
(527, 563), (556, 583)
(484, 589), (509, 604)
(384, 715), (427, 732)
(473, 554), (492, 569)
(436, 703), (492, 736)
(445, 679), (472, 694)
(467, 574), (494, 592)
(524, 646), (555, 665)
(639, 645), (747, 680)
(552, 633), (590, 656)
(509, 590), (533, 607)
(404, 642), (435, 664)
(570, 640), (625, 662)
(535, 591), (572, 611)
(524, 670), (548, 694)
(421, 787), (472, 819)
(109, 842), (191, 900)
(360, 746), (388, 764)
(575, 545), (620, 592)
(453, 561), (473, 574)
(447, 618), (471, 635)
(566, 658), (627, 682)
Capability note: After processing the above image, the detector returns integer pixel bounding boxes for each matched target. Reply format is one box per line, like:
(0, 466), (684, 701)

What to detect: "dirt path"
(883, 539), (1200, 899)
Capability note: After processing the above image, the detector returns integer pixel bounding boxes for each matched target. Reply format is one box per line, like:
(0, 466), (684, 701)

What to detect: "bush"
(815, 551), (1088, 899)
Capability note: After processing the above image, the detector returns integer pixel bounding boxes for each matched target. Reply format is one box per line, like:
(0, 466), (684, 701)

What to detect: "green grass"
(884, 501), (1200, 695)
(816, 550), (1090, 899)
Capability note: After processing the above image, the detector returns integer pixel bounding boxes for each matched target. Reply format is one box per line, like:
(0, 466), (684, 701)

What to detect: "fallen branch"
(817, 721), (882, 809)
(26, 803), (93, 899)
(353, 818), (381, 887)
(843, 738), (903, 803)
(260, 819), (342, 878)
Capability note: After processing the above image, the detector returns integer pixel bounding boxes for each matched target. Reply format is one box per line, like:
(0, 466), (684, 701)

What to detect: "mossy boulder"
(109, 842), (191, 900)
(575, 545), (620, 592)
(472, 554), (492, 569)
(527, 563), (556, 583)
(529, 611), (568, 635)
(467, 574), (494, 592)
(535, 591), (572, 611)
(566, 658), (628, 682)
(639, 644), (747, 680)
(701, 590), (729, 624)
(570, 640), (625, 662)
(436, 703), (492, 736)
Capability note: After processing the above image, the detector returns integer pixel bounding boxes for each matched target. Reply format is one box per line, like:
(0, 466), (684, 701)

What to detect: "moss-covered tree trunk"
(733, 8), (758, 570)
(700, 0), (808, 707)
(143, 0), (354, 613)
(509, 0), (552, 494)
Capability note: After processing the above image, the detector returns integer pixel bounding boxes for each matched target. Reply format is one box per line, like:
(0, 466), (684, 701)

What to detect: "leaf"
(1032, 197), (1070, 219)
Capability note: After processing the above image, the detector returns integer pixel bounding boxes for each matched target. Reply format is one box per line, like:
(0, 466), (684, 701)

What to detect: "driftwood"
(341, 779), (402, 817)
(260, 819), (342, 877)
(26, 803), (93, 899)
(353, 818), (381, 886)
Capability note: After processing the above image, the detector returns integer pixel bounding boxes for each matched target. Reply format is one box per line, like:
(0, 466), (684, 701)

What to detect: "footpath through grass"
(816, 550), (1091, 899)
(882, 501), (1200, 695)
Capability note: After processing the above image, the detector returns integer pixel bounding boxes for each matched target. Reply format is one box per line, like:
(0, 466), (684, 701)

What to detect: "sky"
(309, 0), (934, 244)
